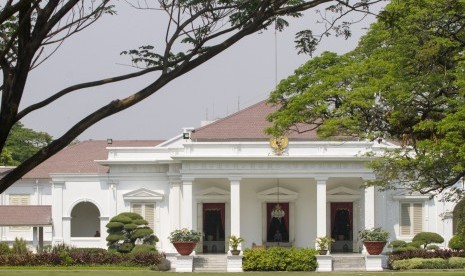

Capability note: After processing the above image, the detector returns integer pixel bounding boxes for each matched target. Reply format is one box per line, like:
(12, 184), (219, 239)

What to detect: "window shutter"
(9, 194), (29, 205)
(400, 203), (411, 236)
(413, 203), (423, 235)
(145, 204), (155, 230)
(132, 204), (142, 216)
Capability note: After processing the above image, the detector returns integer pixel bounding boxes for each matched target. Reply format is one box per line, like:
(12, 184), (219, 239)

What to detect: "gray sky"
(21, 2), (381, 141)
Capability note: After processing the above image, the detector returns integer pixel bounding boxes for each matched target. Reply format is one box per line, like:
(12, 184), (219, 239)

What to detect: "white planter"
(175, 255), (194, 272)
(227, 255), (243, 272)
(365, 255), (384, 271)
(316, 255), (332, 272)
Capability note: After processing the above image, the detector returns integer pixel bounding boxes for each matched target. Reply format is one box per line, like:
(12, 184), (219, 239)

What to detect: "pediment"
(123, 188), (164, 202)
(392, 189), (430, 200)
(196, 186), (230, 202)
(257, 186), (298, 201)
(327, 187), (359, 196)
(196, 187), (230, 197)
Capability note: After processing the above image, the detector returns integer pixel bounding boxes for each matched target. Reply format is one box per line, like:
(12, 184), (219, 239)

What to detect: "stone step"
(193, 255), (227, 272)
(332, 256), (365, 271)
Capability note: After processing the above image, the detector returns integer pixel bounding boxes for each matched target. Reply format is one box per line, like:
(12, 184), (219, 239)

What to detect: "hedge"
(0, 251), (163, 267)
(242, 247), (317, 271)
(391, 257), (465, 270)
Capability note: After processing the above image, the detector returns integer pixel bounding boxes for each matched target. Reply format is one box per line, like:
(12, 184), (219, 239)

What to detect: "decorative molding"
(392, 190), (430, 200)
(123, 188), (164, 202)
(196, 186), (230, 202)
(257, 186), (298, 202)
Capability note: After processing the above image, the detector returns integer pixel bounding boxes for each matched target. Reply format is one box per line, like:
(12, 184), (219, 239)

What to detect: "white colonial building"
(0, 101), (460, 262)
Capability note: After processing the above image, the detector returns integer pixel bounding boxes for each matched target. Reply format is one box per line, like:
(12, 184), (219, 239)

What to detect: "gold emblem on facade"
(270, 136), (289, 156)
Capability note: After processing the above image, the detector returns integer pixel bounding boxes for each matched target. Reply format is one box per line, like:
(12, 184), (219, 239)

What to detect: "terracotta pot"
(318, 249), (328, 255)
(363, 241), (386, 255)
(172, 241), (197, 256)
(231, 249), (241, 255)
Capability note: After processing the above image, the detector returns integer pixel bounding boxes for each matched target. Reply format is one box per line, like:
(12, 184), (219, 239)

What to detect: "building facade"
(0, 101), (459, 254)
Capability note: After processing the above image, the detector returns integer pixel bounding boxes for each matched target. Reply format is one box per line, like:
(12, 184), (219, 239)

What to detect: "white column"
(51, 181), (64, 244)
(316, 178), (327, 238)
(108, 181), (118, 218)
(169, 179), (181, 231)
(364, 185), (375, 229)
(230, 177), (241, 250)
(181, 178), (193, 229)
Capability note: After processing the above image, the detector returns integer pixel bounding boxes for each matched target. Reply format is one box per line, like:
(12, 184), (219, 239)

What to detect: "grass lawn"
(1, 271), (465, 276)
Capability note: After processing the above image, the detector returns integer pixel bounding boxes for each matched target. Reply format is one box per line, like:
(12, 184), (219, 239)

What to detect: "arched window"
(71, 202), (100, 237)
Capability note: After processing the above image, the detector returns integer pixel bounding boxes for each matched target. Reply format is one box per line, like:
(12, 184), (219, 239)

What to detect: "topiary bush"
(242, 247), (317, 271)
(412, 232), (444, 249)
(132, 244), (156, 254)
(106, 212), (158, 253)
(449, 234), (465, 251)
(389, 240), (407, 249)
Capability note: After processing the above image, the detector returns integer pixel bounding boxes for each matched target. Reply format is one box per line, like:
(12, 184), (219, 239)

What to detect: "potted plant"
(169, 228), (202, 256)
(315, 236), (335, 255)
(358, 227), (390, 255)
(228, 235), (245, 255)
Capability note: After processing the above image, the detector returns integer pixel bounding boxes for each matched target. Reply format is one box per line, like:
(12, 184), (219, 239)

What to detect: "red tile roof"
(23, 140), (163, 179)
(191, 100), (319, 141)
(0, 205), (52, 226)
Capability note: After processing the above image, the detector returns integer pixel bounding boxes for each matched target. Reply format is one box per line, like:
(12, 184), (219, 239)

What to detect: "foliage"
(267, 0), (465, 199)
(412, 232), (444, 249)
(390, 257), (465, 270)
(228, 235), (245, 251)
(242, 247), (317, 271)
(358, 227), (390, 242)
(11, 238), (28, 255)
(0, 242), (10, 255)
(168, 228), (202, 243)
(387, 248), (465, 268)
(389, 240), (407, 249)
(131, 244), (156, 254)
(0, 0), (383, 195)
(1, 122), (53, 166)
(453, 198), (465, 234)
(315, 236), (335, 250)
(0, 250), (163, 267)
(106, 212), (158, 253)
(448, 235), (465, 251)
(448, 257), (465, 269)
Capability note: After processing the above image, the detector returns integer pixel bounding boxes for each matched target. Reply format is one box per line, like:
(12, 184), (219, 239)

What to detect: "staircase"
(193, 254), (227, 272)
(332, 254), (366, 271)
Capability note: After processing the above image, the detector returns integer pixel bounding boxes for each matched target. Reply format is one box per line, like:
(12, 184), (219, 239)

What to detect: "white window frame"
(399, 202), (423, 237)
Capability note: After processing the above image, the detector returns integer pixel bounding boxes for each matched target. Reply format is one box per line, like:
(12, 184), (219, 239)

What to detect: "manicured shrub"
(406, 241), (422, 248)
(412, 232), (444, 249)
(448, 257), (465, 269)
(419, 258), (448, 269)
(132, 244), (156, 254)
(242, 247), (317, 271)
(391, 258), (423, 270)
(0, 250), (163, 267)
(0, 242), (10, 255)
(389, 240), (407, 249)
(387, 248), (465, 268)
(106, 212), (158, 253)
(449, 234), (465, 251)
(11, 238), (28, 255)
(427, 244), (439, 250)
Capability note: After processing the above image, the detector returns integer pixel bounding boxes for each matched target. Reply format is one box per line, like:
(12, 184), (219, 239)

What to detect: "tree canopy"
(267, 0), (465, 199)
(0, 122), (53, 166)
(0, 0), (383, 193)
